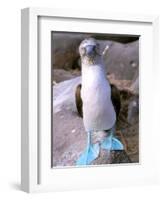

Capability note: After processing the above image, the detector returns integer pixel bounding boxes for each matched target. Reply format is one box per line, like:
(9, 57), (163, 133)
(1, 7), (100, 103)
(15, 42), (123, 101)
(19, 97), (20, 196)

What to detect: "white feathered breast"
(81, 64), (116, 131)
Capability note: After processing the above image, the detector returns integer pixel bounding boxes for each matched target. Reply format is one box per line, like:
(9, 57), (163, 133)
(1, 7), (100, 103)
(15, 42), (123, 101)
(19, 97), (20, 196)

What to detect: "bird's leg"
(90, 130), (112, 165)
(90, 131), (108, 144)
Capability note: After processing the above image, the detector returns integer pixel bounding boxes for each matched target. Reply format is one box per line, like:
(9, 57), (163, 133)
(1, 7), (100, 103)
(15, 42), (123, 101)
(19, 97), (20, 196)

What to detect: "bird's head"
(79, 38), (102, 65)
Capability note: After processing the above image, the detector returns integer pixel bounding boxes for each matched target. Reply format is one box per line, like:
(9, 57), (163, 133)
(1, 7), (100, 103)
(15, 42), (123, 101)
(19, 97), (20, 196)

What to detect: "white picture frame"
(21, 7), (159, 193)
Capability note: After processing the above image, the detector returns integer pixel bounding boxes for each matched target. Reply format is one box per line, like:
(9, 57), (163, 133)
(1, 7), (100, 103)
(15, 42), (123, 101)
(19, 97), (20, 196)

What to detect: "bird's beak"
(85, 45), (95, 56)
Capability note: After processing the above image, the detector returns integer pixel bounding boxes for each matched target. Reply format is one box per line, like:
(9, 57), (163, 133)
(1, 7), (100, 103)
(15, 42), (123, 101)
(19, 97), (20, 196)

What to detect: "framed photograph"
(21, 8), (159, 193)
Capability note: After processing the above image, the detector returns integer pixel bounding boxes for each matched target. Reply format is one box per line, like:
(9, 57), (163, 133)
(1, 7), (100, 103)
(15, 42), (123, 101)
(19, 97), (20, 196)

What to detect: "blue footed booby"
(75, 38), (124, 165)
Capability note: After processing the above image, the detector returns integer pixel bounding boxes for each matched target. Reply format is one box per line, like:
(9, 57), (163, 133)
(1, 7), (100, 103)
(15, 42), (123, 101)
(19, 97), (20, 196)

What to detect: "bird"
(75, 38), (124, 165)
(75, 83), (121, 120)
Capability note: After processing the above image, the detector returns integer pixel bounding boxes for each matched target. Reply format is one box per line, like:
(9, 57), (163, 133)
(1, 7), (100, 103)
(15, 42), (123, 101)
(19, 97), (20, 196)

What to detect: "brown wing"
(75, 83), (121, 119)
(75, 84), (83, 117)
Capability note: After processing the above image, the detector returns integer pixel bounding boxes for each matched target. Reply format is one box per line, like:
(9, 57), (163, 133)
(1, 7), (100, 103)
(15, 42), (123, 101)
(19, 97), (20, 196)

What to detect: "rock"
(52, 33), (139, 80)
(92, 150), (131, 165)
(53, 69), (80, 83)
(111, 150), (132, 163)
(53, 76), (81, 114)
(127, 95), (139, 125)
(52, 109), (86, 167)
(105, 41), (139, 80)
(52, 33), (87, 70)
(130, 77), (139, 95)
